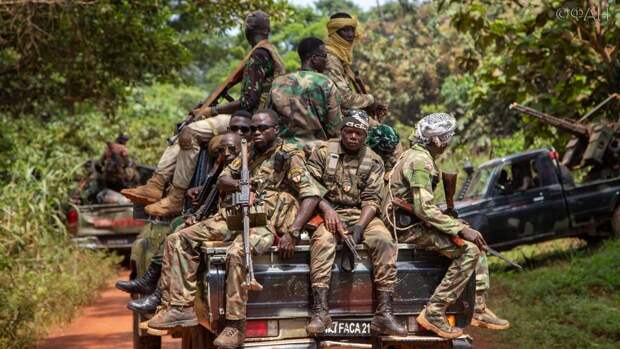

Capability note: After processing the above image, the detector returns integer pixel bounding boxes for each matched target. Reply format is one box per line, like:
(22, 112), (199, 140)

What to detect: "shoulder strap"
(254, 40), (286, 76)
(357, 146), (373, 181)
(322, 141), (340, 187)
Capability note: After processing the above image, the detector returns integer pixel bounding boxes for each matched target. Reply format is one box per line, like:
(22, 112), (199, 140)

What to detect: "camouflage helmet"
(367, 124), (400, 154)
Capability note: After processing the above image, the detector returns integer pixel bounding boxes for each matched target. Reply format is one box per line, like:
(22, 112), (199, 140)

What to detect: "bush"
(0, 83), (199, 348)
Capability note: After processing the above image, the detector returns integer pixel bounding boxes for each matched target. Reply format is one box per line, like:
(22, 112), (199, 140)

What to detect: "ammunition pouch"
(225, 202), (267, 231)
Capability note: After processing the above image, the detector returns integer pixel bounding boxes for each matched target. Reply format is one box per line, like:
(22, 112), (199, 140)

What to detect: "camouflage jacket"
(325, 52), (374, 110)
(389, 143), (464, 235)
(221, 138), (321, 203)
(268, 70), (343, 145)
(240, 45), (285, 113)
(307, 140), (384, 213)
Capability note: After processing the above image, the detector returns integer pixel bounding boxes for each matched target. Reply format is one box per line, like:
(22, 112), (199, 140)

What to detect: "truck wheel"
(611, 206), (620, 238)
(133, 311), (161, 349)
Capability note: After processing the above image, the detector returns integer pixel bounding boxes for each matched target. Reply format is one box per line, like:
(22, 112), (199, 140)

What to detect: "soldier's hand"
(323, 207), (343, 234)
(459, 226), (488, 252)
(186, 186), (202, 202)
(278, 233), (297, 259)
(185, 215), (198, 227)
(347, 224), (364, 244)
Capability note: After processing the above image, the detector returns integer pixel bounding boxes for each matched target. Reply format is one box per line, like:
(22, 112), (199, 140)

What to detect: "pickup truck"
(66, 163), (154, 251)
(456, 148), (620, 250)
(128, 147), (476, 349)
(131, 227), (475, 349)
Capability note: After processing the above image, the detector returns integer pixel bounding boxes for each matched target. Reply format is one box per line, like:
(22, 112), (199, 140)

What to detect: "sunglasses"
(230, 125), (251, 134)
(250, 124), (276, 133)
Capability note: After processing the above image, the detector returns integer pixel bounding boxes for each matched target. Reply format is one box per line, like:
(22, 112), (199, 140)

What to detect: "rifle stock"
(442, 172), (458, 218)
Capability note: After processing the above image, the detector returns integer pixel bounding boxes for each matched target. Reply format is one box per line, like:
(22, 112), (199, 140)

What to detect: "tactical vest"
(322, 140), (374, 189)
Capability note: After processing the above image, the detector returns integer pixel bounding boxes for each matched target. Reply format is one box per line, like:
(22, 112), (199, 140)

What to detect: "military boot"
(213, 319), (246, 349)
(371, 291), (407, 336)
(147, 305), (198, 329)
(306, 287), (332, 335)
(416, 303), (463, 339)
(121, 173), (166, 205)
(144, 185), (185, 217)
(471, 292), (510, 330)
(116, 261), (161, 295)
(127, 288), (161, 314)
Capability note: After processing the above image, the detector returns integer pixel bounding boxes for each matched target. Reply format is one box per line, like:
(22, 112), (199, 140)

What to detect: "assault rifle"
(305, 215), (361, 262)
(167, 54), (246, 145)
(234, 139), (263, 291)
(392, 172), (523, 271)
(191, 154), (225, 221)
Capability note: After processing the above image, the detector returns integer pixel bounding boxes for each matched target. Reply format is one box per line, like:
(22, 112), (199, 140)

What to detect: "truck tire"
(611, 206), (620, 238)
(133, 311), (161, 349)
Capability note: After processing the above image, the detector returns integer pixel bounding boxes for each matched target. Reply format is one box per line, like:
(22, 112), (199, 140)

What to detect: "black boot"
(371, 291), (407, 336)
(306, 287), (332, 335)
(127, 288), (161, 314)
(116, 262), (161, 294)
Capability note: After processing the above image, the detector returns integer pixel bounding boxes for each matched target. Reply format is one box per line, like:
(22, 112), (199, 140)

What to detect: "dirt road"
(38, 269), (181, 349)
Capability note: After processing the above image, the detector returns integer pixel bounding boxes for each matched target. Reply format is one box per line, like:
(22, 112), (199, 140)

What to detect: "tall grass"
(0, 83), (203, 348)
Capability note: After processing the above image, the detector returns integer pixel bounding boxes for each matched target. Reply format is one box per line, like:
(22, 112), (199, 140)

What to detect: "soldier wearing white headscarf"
(388, 112), (509, 338)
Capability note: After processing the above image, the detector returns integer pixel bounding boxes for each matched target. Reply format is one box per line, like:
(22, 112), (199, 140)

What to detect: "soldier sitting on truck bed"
(388, 113), (509, 338)
(115, 118), (249, 313)
(192, 110), (319, 348)
(267, 36), (342, 147)
(304, 109), (407, 337)
(121, 10), (285, 218)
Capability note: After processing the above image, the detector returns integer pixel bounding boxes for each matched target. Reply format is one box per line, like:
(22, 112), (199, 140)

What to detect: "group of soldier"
(114, 10), (509, 348)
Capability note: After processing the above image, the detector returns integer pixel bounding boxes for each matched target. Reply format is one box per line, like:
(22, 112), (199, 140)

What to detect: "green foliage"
(444, 0), (620, 144)
(0, 0), (290, 116)
(0, 83), (198, 348)
(488, 238), (620, 348)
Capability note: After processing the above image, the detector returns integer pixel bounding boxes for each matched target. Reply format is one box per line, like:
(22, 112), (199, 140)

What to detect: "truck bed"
(197, 243), (475, 336)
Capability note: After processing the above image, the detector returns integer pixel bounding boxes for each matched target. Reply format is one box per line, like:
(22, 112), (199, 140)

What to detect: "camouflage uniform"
(389, 143), (481, 309)
(268, 70), (343, 146)
(152, 42), (285, 191)
(306, 140), (397, 291)
(325, 52), (374, 110)
(159, 209), (233, 307)
(222, 139), (321, 320)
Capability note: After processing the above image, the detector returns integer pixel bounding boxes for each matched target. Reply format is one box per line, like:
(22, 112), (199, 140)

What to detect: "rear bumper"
(71, 235), (135, 250)
(241, 336), (472, 349)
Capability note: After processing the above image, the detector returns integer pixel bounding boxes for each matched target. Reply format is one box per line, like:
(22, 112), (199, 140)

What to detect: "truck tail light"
(245, 319), (278, 337)
(549, 150), (560, 159)
(67, 209), (78, 233)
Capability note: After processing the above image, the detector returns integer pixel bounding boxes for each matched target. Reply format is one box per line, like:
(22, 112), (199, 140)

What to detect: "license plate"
(324, 320), (371, 337)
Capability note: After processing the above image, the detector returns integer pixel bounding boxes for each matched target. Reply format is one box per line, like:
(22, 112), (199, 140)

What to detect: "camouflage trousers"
(310, 208), (398, 292)
(402, 225), (481, 309)
(160, 211), (233, 307)
(155, 115), (230, 189)
(475, 253), (490, 312)
(225, 191), (299, 320)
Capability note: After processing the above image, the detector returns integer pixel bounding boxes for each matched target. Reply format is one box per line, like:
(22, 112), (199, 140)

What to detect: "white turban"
(414, 112), (456, 147)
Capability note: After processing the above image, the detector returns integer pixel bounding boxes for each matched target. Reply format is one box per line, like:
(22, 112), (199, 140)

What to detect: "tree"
(444, 0), (620, 146)
(0, 0), (289, 116)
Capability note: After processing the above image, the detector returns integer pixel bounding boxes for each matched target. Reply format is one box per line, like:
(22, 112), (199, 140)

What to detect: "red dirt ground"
(38, 269), (181, 349)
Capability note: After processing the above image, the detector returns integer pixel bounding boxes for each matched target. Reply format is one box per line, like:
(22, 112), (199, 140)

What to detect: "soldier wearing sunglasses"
(212, 109), (322, 347)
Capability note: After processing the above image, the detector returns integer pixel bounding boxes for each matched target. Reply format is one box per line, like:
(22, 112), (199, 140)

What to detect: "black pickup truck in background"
(456, 148), (620, 250)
